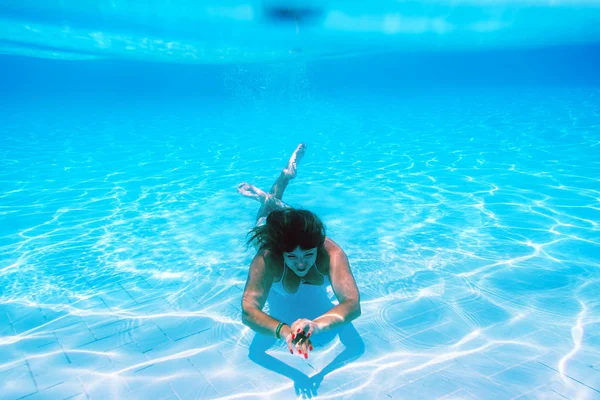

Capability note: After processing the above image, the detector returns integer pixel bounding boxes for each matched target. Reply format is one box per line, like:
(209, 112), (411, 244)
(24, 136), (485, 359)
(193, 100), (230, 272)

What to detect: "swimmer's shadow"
(248, 323), (365, 398)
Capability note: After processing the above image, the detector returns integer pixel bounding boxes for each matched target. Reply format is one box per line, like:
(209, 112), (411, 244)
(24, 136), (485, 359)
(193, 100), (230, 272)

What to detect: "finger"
(306, 324), (314, 338)
(295, 338), (305, 357)
(292, 319), (307, 335)
(292, 330), (304, 343)
(294, 326), (309, 342)
(290, 320), (303, 340)
(301, 341), (309, 359)
(301, 320), (311, 335)
(296, 338), (308, 359)
(285, 334), (294, 354)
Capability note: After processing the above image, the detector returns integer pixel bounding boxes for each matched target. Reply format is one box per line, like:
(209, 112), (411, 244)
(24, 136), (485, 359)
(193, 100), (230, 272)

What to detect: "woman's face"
(283, 246), (317, 277)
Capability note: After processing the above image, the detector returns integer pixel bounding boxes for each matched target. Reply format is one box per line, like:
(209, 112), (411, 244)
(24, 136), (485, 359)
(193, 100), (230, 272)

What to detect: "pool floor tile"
(0, 364), (38, 400)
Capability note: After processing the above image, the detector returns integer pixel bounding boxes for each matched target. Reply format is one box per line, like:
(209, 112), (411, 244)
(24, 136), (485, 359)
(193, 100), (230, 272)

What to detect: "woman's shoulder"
(257, 248), (284, 281)
(324, 237), (343, 252)
(323, 237), (345, 259)
(315, 238), (339, 275)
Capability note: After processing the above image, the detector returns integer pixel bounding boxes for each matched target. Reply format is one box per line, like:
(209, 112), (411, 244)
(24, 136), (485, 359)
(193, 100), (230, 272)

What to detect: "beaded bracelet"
(275, 322), (285, 339)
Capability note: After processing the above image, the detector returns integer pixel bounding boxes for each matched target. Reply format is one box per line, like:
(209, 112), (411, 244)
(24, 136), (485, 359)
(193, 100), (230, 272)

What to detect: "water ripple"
(1, 90), (599, 398)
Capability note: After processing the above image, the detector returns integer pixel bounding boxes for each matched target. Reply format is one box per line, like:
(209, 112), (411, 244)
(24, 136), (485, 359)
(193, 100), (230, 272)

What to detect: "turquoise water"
(1, 2), (600, 400)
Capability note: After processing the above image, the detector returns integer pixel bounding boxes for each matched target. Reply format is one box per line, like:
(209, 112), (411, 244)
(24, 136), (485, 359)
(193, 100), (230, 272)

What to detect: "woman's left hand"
(289, 318), (322, 342)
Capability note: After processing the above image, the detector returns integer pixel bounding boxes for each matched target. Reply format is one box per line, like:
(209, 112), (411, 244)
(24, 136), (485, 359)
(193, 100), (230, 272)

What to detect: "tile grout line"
(24, 359), (39, 393)
(488, 351), (552, 378)
(508, 382), (554, 400)
(53, 330), (73, 364)
(538, 361), (600, 394)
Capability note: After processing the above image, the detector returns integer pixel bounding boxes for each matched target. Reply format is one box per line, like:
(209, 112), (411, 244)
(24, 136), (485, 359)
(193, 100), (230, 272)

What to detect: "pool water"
(1, 2), (600, 399)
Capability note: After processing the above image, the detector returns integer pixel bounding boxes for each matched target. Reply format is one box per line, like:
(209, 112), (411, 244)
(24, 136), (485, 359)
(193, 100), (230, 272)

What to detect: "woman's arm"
(313, 246), (361, 333)
(241, 250), (292, 338)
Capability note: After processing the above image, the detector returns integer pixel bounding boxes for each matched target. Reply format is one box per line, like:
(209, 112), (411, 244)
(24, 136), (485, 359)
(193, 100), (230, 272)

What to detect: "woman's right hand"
(282, 325), (313, 358)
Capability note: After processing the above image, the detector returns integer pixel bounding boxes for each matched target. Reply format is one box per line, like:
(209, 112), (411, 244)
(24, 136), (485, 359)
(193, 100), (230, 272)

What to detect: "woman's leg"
(237, 143), (306, 224)
(268, 142), (306, 200)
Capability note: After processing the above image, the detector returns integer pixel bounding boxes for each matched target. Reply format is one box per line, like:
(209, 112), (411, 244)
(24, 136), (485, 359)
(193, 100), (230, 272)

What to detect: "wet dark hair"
(246, 208), (326, 254)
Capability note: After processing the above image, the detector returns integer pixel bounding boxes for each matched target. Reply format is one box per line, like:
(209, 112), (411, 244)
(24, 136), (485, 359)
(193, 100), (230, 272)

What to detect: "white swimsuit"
(265, 263), (338, 322)
(270, 262), (330, 295)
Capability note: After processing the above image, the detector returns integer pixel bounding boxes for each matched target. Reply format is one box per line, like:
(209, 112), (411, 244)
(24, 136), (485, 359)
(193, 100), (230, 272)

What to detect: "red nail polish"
(307, 333), (311, 338)
(292, 334), (295, 340)
(309, 346), (313, 351)
(297, 329), (301, 333)
(299, 349), (302, 354)
(304, 353), (308, 359)
(290, 350), (294, 354)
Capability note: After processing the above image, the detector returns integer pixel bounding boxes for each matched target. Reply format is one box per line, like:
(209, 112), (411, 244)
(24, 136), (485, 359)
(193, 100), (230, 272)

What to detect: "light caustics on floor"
(0, 92), (599, 399)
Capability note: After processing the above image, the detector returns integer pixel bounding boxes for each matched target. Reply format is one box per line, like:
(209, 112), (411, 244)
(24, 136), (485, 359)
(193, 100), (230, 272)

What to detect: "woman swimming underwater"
(238, 143), (361, 358)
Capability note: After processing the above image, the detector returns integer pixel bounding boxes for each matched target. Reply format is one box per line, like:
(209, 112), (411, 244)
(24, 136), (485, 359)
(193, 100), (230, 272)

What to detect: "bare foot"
(237, 183), (268, 203)
(283, 143), (307, 179)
